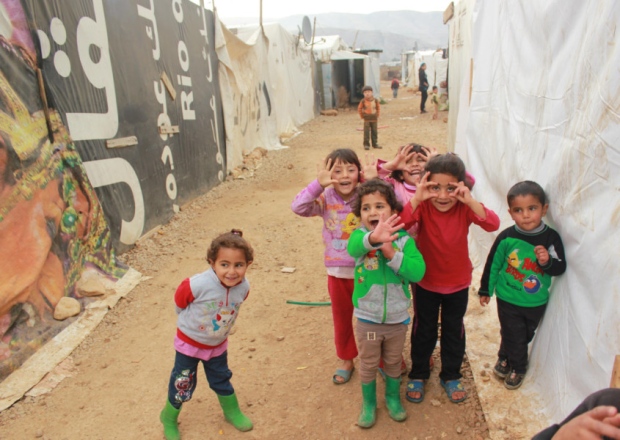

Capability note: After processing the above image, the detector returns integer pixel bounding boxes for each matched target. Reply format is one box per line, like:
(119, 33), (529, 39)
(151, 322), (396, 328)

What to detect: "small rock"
(456, 426), (463, 434)
(281, 267), (296, 273)
(430, 399), (441, 407)
(482, 375), (490, 382)
(277, 336), (285, 341)
(484, 362), (490, 368)
(480, 370), (487, 376)
(35, 431), (43, 438)
(248, 347), (256, 352)
(53, 297), (81, 320)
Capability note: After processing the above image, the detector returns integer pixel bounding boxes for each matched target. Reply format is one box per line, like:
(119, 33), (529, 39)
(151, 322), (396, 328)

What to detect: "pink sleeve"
(291, 180), (325, 217)
(174, 278), (195, 309)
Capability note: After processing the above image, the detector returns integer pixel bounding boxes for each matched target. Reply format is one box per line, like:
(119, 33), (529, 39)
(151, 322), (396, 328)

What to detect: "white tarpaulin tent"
(403, 49), (448, 91)
(215, 19), (315, 170)
(450, 0), (619, 437)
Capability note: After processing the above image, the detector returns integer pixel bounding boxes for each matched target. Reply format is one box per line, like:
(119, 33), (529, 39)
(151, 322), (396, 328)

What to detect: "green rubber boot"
(385, 375), (407, 422)
(217, 393), (253, 432)
(358, 380), (377, 428)
(159, 400), (181, 440)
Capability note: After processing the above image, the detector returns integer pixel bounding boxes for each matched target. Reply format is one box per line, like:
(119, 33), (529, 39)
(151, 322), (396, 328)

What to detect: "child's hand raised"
(317, 157), (338, 188)
(413, 172), (437, 202)
(385, 144), (415, 172)
(420, 145), (438, 161)
(369, 213), (404, 246)
(534, 245), (550, 266)
(362, 153), (378, 180)
(453, 181), (474, 204)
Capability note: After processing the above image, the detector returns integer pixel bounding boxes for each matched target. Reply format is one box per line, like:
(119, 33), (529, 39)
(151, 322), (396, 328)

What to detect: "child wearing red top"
(399, 154), (500, 404)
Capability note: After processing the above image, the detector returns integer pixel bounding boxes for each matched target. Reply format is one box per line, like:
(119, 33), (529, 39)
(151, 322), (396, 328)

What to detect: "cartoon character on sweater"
(212, 307), (236, 332)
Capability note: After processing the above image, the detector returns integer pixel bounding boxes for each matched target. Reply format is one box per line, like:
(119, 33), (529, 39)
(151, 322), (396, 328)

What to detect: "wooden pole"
(611, 355), (620, 388)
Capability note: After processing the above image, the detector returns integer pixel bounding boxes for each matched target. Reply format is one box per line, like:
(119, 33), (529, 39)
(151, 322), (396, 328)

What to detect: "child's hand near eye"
(317, 157), (338, 188)
(453, 181), (474, 204)
(414, 173), (438, 202)
(534, 245), (550, 266)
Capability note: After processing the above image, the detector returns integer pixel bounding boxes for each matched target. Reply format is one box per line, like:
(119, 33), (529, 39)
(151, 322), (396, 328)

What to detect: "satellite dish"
(302, 16), (312, 43)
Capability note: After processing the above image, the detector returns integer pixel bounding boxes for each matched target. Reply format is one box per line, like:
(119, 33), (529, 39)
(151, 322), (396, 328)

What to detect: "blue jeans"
(167, 350), (234, 408)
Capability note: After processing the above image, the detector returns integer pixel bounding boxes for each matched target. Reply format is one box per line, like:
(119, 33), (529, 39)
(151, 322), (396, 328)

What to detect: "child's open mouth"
(369, 219), (379, 228)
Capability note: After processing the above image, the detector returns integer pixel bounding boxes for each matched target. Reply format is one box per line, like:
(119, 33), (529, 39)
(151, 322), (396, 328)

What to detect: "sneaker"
(493, 357), (510, 378)
(363, 145), (370, 150)
(372, 145), (382, 149)
(504, 370), (525, 390)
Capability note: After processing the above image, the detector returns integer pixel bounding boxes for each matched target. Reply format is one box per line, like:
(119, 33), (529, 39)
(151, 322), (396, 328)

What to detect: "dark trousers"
(497, 298), (546, 374)
(532, 388), (620, 440)
(408, 285), (469, 382)
(167, 350), (234, 408)
(420, 89), (428, 111)
(363, 120), (378, 147)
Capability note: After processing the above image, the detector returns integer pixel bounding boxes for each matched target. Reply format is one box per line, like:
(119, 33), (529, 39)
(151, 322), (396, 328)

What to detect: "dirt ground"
(0, 83), (494, 439)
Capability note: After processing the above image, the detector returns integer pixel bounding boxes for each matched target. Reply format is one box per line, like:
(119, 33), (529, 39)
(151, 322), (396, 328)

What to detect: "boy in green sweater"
(348, 179), (426, 428)
(479, 181), (566, 390)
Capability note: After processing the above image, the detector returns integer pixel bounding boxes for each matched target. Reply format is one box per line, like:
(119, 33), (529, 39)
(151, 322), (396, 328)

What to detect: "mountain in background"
(221, 11), (448, 63)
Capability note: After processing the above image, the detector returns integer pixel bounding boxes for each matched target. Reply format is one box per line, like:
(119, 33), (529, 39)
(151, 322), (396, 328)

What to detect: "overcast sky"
(200, 0), (453, 19)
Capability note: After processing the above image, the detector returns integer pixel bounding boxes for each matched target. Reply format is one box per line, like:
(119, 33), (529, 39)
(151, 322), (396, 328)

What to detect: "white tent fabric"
(408, 50), (448, 90)
(456, 0), (620, 426)
(215, 19), (315, 170)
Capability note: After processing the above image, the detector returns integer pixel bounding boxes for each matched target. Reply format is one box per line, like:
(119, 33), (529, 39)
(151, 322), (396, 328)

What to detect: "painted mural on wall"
(23, 0), (226, 252)
(0, 0), (126, 381)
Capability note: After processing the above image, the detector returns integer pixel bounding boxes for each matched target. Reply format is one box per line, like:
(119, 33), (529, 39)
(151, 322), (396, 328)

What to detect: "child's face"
(403, 152), (428, 186)
(508, 195), (548, 231)
(360, 191), (394, 231)
(428, 173), (459, 212)
(331, 159), (360, 201)
(363, 90), (373, 99)
(209, 247), (251, 287)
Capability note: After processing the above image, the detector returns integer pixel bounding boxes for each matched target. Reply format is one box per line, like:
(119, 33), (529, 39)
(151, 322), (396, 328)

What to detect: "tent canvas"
(450, 0), (620, 436)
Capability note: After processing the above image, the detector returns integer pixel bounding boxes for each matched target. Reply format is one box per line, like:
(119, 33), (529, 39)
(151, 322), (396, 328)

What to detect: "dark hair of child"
(424, 153), (474, 190)
(326, 148), (361, 173)
(507, 181), (547, 207)
(390, 143), (427, 183)
(206, 229), (254, 264)
(352, 178), (403, 217)
(432, 86), (438, 91)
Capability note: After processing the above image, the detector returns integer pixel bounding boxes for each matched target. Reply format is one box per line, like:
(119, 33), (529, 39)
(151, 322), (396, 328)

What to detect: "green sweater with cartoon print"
(479, 224), (566, 307)
(347, 228), (426, 324)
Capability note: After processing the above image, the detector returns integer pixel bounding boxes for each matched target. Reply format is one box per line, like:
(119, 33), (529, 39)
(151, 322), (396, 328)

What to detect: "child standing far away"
(358, 85), (382, 150)
(347, 179), (426, 428)
(399, 154), (500, 404)
(291, 149), (367, 385)
(430, 86), (439, 120)
(160, 230), (255, 439)
(478, 181), (566, 390)
(391, 76), (400, 98)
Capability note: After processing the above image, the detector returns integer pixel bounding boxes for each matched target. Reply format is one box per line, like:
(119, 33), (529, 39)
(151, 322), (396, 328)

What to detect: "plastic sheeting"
(457, 0), (620, 424)
(215, 20), (315, 170)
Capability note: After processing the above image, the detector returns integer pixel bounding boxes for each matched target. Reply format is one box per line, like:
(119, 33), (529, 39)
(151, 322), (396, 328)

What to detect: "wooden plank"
(611, 355), (620, 388)
(158, 125), (179, 135)
(443, 2), (455, 24)
(105, 136), (138, 149)
(160, 71), (176, 100)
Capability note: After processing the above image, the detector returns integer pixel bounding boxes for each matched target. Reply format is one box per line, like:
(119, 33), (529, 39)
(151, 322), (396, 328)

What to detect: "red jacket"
(400, 200), (500, 293)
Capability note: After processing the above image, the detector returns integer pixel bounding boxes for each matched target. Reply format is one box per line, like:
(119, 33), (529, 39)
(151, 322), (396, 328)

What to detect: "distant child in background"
(358, 85), (382, 150)
(399, 154), (500, 404)
(391, 77), (400, 98)
(430, 86), (439, 120)
(348, 179), (426, 428)
(291, 149), (365, 385)
(160, 230), (255, 439)
(479, 181), (566, 390)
